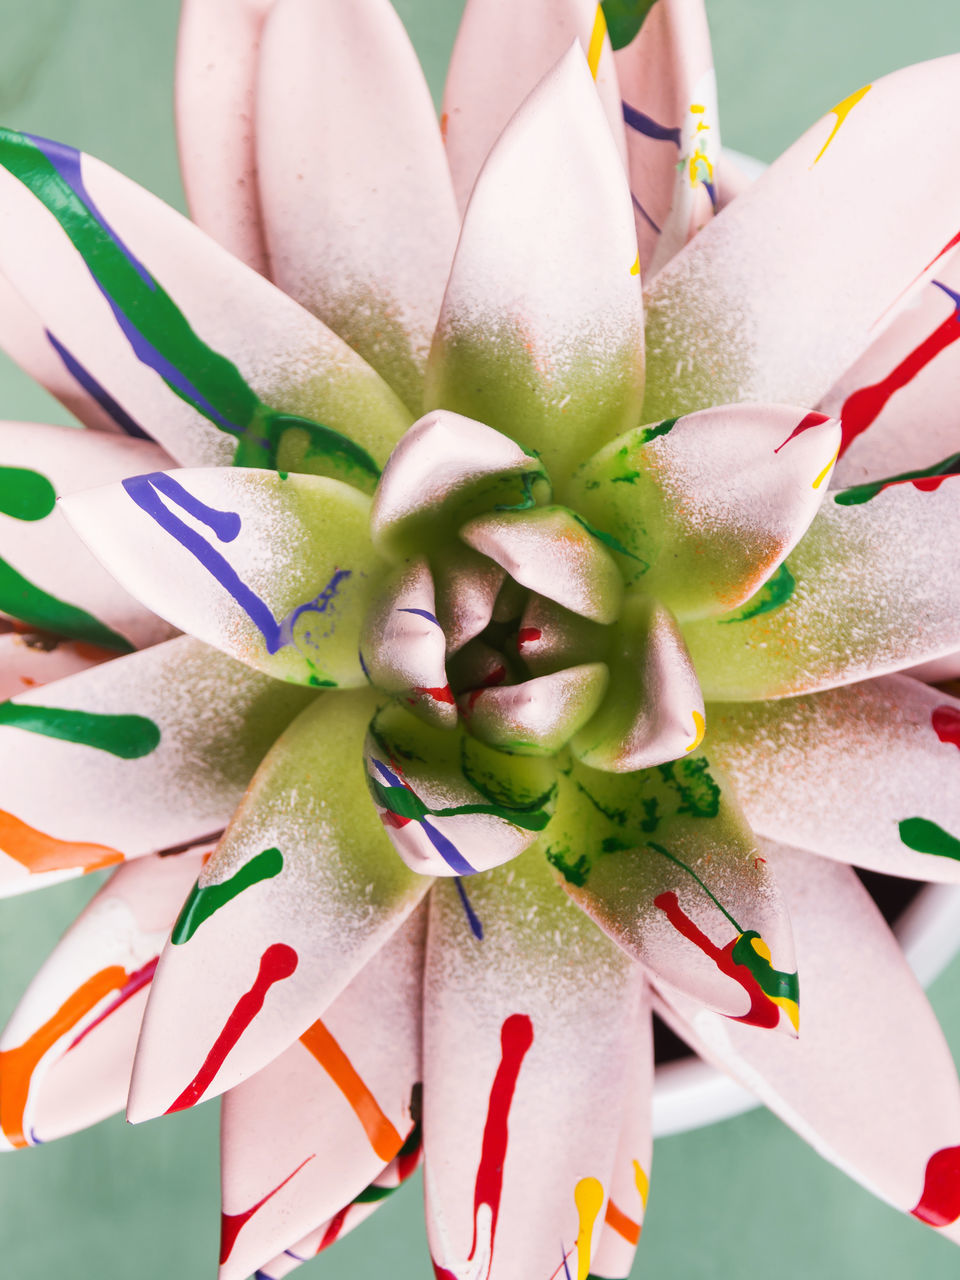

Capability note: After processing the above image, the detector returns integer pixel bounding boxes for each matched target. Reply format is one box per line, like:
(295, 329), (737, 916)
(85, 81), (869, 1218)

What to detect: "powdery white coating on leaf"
(683, 478), (960, 700)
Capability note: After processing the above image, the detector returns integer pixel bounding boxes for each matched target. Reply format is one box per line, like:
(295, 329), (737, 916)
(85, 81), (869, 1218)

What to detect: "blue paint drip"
(621, 102), (682, 147)
(561, 1243), (574, 1280)
(933, 279), (960, 313)
(702, 178), (718, 213)
(371, 759), (476, 876)
(632, 193), (661, 236)
(46, 330), (150, 439)
(455, 877), (484, 940)
(397, 607), (441, 627)
(122, 471), (350, 657)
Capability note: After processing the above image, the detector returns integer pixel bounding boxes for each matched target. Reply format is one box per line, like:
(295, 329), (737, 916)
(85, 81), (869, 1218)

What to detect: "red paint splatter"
(932, 705), (960, 750)
(432, 1264), (459, 1280)
(773, 412), (830, 454)
(839, 311), (960, 456)
(381, 810), (412, 830)
(653, 891), (779, 1030)
(469, 1013), (534, 1264)
(165, 943), (298, 1113)
(517, 627), (542, 650)
(319, 1205), (350, 1252)
(754, 856), (767, 870)
(66, 956), (158, 1053)
(219, 1154), (314, 1263)
(464, 666), (508, 713)
(911, 1145), (960, 1227)
(414, 685), (456, 704)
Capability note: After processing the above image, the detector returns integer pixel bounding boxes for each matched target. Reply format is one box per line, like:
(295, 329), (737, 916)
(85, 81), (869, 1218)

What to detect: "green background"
(1, 0), (960, 1275)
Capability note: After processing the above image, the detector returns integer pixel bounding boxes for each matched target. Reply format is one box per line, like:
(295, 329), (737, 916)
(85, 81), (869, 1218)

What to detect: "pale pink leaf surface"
(706, 676), (960, 882)
(0, 142), (412, 470)
(460, 662), (609, 756)
(257, 0), (459, 414)
(61, 467), (384, 688)
(684, 478), (960, 699)
(0, 636), (312, 897)
(615, 0), (720, 277)
(0, 273), (121, 433)
(442, 0), (626, 213)
(823, 250), (960, 487)
(589, 986), (654, 1279)
(642, 56), (960, 421)
(539, 756), (797, 1029)
(656, 843), (960, 1230)
(570, 596), (704, 772)
(423, 849), (642, 1280)
(176, 0), (275, 275)
(128, 691), (430, 1122)
(218, 906), (425, 1280)
(426, 47), (645, 482)
(569, 404), (841, 619)
(0, 849), (206, 1150)
(0, 421), (175, 650)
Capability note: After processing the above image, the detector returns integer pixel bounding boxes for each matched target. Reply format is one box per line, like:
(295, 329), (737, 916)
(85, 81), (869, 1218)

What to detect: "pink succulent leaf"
(175, 0), (275, 276)
(254, 1144), (423, 1280)
(706, 675), (960, 883)
(0, 421), (175, 651)
(0, 847), (207, 1150)
(569, 404), (841, 620)
(218, 905), (425, 1280)
(0, 273), (131, 434)
(0, 631), (112, 699)
(369, 410), (551, 563)
(433, 544), (506, 658)
(613, 0), (720, 277)
(823, 250), (960, 490)
(364, 700), (557, 877)
(426, 47), (645, 483)
(0, 636), (309, 898)
(359, 557), (455, 729)
(127, 690), (430, 1122)
(541, 754), (798, 1031)
(442, 0), (627, 214)
(0, 128), (411, 483)
(516, 594), (607, 678)
(570, 595), (704, 772)
(460, 506), (624, 626)
(683, 477), (960, 699)
(256, 0), (458, 415)
(423, 850), (643, 1280)
(642, 55), (960, 421)
(61, 467), (385, 688)
(459, 663), (610, 757)
(656, 843), (960, 1232)
(589, 986), (654, 1279)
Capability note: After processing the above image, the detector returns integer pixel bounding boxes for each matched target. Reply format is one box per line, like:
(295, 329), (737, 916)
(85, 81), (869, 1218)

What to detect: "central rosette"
(360, 410), (704, 878)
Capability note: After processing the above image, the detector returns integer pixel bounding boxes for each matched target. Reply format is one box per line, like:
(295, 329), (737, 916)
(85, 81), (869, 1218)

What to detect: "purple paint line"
(933, 279), (960, 312)
(455, 878), (484, 940)
(46, 330), (150, 439)
(632, 193), (661, 236)
(621, 102), (682, 147)
(371, 759), (476, 876)
(397, 607), (441, 627)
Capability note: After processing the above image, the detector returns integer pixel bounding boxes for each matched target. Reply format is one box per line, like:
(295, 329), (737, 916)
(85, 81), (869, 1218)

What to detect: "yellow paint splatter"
(587, 5), (607, 80)
(575, 1177), (605, 1280)
(749, 937), (800, 1032)
(633, 1160), (650, 1209)
(690, 103), (705, 114)
(630, 254), (640, 276)
(812, 84), (872, 166)
(812, 443), (840, 489)
(685, 709), (706, 753)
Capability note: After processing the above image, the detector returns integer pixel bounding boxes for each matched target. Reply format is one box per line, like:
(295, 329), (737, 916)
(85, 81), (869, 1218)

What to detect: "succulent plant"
(2, 2), (960, 1278)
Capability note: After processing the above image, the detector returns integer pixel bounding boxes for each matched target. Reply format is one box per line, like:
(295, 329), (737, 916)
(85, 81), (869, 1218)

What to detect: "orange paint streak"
(604, 1198), (641, 1245)
(0, 809), (124, 875)
(0, 965), (127, 1147)
(300, 1020), (403, 1163)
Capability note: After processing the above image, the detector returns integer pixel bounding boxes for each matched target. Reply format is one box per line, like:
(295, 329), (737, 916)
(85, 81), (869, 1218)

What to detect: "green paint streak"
(369, 774), (552, 832)
(0, 131), (379, 493)
(833, 453), (960, 506)
(635, 416), (679, 446)
(899, 817), (960, 861)
(655, 757), (720, 819)
(571, 511), (646, 564)
(545, 847), (592, 887)
(171, 847), (284, 945)
(493, 471), (545, 512)
(0, 556), (132, 649)
(601, 0), (658, 48)
(0, 467), (56, 521)
(732, 931), (799, 1006)
(647, 841), (742, 931)
(0, 701), (159, 757)
(719, 563), (796, 624)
